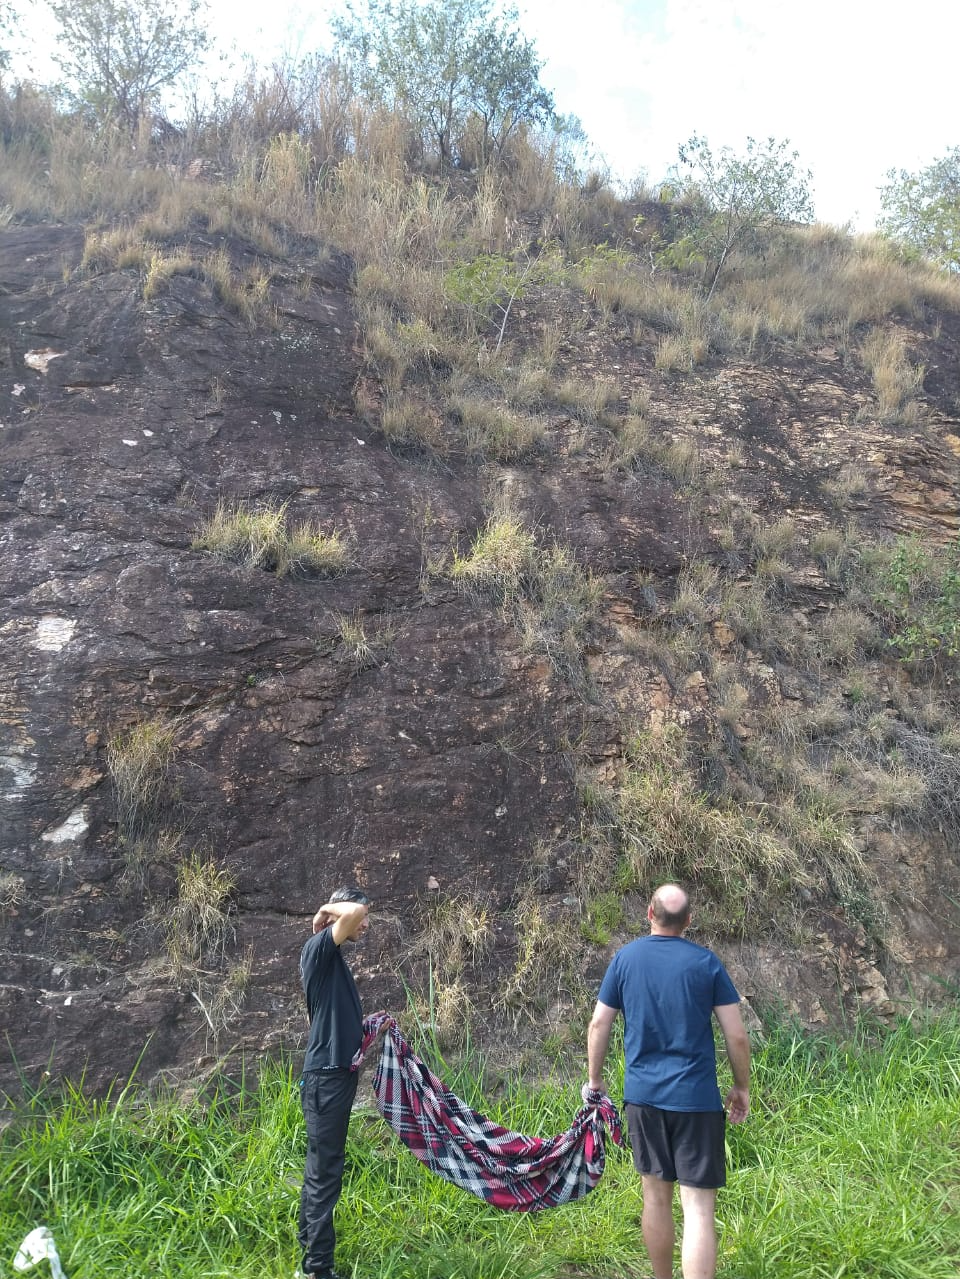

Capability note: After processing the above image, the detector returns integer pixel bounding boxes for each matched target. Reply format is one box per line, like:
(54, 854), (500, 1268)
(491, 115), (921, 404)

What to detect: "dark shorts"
(625, 1103), (726, 1189)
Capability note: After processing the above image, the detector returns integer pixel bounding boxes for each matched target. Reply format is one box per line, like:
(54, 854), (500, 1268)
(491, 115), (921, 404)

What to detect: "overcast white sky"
(9, 0), (960, 230)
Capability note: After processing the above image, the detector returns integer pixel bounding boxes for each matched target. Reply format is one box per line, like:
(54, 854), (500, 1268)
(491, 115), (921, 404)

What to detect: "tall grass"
(2, 1016), (959, 1279)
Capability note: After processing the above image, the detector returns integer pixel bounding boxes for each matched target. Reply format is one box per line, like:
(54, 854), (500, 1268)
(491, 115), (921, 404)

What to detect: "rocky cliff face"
(3, 216), (960, 1095)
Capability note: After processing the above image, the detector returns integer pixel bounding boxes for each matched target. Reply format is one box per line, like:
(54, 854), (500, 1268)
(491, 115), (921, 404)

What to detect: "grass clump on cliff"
(164, 853), (235, 974)
(161, 853), (250, 1043)
(610, 724), (804, 935)
(0, 871), (25, 914)
(1, 1015), (959, 1279)
(450, 515), (601, 687)
(858, 328), (925, 422)
(106, 717), (177, 847)
(193, 500), (350, 578)
(450, 515), (538, 602)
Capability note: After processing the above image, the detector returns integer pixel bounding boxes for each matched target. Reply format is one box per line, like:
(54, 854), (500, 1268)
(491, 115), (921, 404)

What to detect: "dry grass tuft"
(712, 224), (960, 348)
(654, 334), (690, 372)
(82, 226), (155, 274)
(453, 395), (545, 461)
(107, 718), (177, 845)
(193, 500), (350, 578)
(822, 463), (872, 508)
(414, 894), (493, 985)
(858, 328), (925, 421)
(142, 249), (197, 299)
(165, 853), (235, 976)
(613, 725), (802, 933)
(380, 392), (445, 451)
(329, 611), (396, 672)
(190, 947), (255, 1040)
(0, 871), (26, 913)
(449, 516), (538, 602)
(200, 249), (274, 325)
(495, 890), (585, 1017)
(816, 605), (881, 667)
(450, 515), (600, 686)
(719, 578), (802, 661)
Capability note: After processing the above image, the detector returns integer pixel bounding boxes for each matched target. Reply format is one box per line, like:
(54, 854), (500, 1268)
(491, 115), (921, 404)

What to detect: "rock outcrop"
(3, 217), (960, 1095)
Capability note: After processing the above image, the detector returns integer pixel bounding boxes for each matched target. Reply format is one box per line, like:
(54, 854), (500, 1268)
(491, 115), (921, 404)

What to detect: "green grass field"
(3, 1015), (958, 1279)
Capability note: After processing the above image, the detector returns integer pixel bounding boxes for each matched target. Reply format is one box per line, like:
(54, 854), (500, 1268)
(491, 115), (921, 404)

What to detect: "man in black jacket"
(297, 887), (371, 1279)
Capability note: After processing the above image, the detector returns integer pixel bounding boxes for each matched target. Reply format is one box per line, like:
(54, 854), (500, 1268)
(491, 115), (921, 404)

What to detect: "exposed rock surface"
(3, 220), (960, 1096)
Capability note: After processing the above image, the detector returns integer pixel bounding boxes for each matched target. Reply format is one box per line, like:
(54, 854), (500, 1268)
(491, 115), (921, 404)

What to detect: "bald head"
(649, 883), (690, 934)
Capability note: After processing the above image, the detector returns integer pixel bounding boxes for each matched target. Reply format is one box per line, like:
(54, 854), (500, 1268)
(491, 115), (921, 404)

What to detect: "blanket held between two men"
(350, 1011), (624, 1211)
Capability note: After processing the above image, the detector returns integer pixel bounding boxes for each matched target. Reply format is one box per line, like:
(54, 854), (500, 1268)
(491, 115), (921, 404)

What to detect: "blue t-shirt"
(598, 934), (740, 1112)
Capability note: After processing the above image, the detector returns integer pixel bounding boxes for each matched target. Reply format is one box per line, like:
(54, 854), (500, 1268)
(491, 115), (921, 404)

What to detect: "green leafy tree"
(879, 147), (960, 272)
(1, 0), (19, 69)
(331, 0), (554, 166)
(663, 134), (814, 298)
(444, 244), (564, 351)
(47, 0), (209, 128)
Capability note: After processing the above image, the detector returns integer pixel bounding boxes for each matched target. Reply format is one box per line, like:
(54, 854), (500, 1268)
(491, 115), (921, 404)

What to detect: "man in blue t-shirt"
(586, 883), (750, 1279)
(297, 887), (371, 1279)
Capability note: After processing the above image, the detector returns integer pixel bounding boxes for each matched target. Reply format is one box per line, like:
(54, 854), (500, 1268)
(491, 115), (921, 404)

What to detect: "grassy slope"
(2, 1015), (959, 1279)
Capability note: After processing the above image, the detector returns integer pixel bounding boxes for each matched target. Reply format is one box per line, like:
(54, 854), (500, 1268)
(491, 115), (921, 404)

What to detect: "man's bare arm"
(312, 900), (369, 945)
(714, 1001), (751, 1123)
(586, 1001), (618, 1092)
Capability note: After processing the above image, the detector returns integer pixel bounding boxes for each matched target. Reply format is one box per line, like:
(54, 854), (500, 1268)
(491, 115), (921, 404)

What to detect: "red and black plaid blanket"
(351, 1012), (623, 1211)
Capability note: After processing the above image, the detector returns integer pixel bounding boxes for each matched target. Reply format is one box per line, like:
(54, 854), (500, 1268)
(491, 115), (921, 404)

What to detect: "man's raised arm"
(312, 900), (369, 945)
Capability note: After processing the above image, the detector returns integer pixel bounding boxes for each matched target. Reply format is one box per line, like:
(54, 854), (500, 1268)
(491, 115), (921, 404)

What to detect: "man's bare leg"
(677, 1183), (718, 1279)
(641, 1174), (676, 1279)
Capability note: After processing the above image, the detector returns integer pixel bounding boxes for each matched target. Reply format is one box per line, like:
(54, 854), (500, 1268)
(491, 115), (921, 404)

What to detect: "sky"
(8, 0), (960, 230)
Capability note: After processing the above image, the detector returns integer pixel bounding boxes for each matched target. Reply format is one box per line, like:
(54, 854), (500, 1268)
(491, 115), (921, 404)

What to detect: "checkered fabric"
(351, 1012), (623, 1211)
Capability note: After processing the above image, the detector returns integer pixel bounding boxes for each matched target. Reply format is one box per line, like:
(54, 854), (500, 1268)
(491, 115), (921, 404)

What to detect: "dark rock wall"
(0, 224), (583, 1092)
(4, 220), (960, 1095)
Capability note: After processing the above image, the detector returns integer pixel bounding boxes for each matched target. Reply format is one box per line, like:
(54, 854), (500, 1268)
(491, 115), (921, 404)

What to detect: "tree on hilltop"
(47, 0), (209, 129)
(1, 0), (20, 69)
(663, 134), (814, 298)
(880, 148), (960, 273)
(331, 0), (554, 167)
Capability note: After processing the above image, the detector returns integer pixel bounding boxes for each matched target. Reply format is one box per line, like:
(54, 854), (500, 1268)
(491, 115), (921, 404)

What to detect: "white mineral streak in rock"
(40, 807), (89, 844)
(0, 753), (37, 799)
(23, 349), (65, 373)
(122, 438), (138, 446)
(35, 616), (76, 651)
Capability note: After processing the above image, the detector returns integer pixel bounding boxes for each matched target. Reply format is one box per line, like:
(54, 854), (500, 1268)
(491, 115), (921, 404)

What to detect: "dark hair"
(650, 885), (690, 931)
(329, 886), (371, 906)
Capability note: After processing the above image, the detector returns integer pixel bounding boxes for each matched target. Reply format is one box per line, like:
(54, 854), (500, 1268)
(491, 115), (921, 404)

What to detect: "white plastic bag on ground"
(13, 1227), (68, 1279)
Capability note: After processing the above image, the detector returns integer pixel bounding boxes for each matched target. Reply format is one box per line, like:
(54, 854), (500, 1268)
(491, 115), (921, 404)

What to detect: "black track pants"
(298, 1068), (359, 1276)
